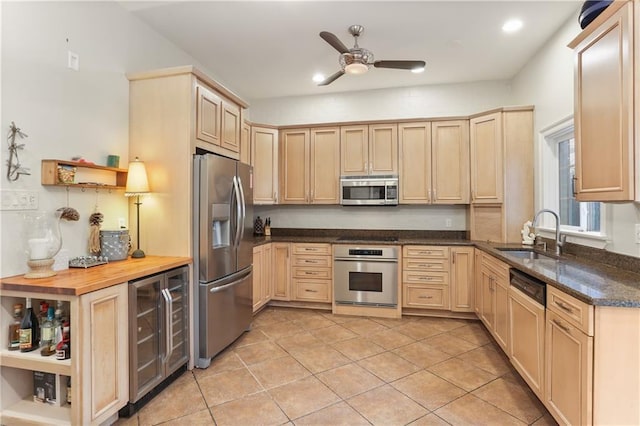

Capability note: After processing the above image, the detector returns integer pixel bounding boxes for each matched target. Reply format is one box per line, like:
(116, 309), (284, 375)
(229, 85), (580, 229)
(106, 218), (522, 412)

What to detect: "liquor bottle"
(19, 298), (39, 352)
(39, 301), (49, 323)
(8, 303), (23, 350)
(55, 322), (70, 360)
(40, 307), (56, 356)
(54, 300), (66, 325)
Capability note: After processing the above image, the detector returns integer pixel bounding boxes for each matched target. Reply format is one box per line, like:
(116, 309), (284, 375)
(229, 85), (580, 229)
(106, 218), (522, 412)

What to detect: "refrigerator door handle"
(161, 288), (173, 363)
(237, 176), (247, 241)
(209, 274), (249, 293)
(232, 175), (242, 248)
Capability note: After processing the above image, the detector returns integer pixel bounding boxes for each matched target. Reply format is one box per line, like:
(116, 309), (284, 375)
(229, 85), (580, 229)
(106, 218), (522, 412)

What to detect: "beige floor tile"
(252, 308), (288, 327)
(396, 321), (445, 340)
(138, 372), (207, 426)
(358, 351), (420, 382)
(417, 317), (470, 332)
(293, 315), (335, 331)
(276, 331), (326, 353)
(234, 340), (288, 365)
(280, 307), (327, 321)
(532, 412), (559, 426)
(248, 354), (311, 389)
(156, 408), (214, 425)
(293, 401), (370, 425)
(409, 413), (453, 426)
(366, 328), (416, 350)
(197, 367), (263, 407)
(428, 358), (498, 392)
(448, 323), (492, 346)
(289, 345), (351, 373)
(457, 345), (512, 375)
(369, 316), (411, 328)
(316, 363), (384, 399)
(392, 370), (466, 411)
(259, 321), (306, 339)
(341, 318), (389, 336)
(472, 377), (545, 423)
(423, 333), (479, 356)
(331, 336), (385, 360)
(211, 391), (288, 426)
(269, 376), (340, 420)
(320, 313), (364, 324)
(193, 349), (245, 379)
(435, 394), (525, 426)
(347, 384), (428, 425)
(311, 324), (358, 344)
(394, 341), (452, 369)
(114, 414), (139, 426)
(232, 328), (270, 348)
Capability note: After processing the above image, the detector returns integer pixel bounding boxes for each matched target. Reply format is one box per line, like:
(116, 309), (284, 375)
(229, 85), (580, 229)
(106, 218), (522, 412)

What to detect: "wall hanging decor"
(6, 121), (30, 181)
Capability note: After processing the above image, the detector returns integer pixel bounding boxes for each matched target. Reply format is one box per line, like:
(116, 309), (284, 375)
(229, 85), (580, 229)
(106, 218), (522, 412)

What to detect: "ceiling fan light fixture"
(312, 73), (325, 83)
(411, 66), (425, 74)
(345, 63), (369, 75)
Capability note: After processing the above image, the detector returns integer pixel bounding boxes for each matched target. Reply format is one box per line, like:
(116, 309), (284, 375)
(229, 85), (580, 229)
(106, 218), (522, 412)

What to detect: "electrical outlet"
(635, 224), (640, 244)
(67, 51), (79, 71)
(445, 218), (452, 228)
(118, 217), (126, 229)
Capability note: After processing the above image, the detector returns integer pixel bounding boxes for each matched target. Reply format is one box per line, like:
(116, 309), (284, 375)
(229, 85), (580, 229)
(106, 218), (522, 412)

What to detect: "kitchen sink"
(498, 249), (557, 261)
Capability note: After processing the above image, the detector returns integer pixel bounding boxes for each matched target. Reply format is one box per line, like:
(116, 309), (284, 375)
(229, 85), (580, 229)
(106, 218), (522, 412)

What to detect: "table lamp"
(125, 157), (150, 258)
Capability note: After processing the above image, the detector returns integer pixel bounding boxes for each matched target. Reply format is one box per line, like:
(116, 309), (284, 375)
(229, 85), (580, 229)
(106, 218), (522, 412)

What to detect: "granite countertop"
(253, 230), (640, 308)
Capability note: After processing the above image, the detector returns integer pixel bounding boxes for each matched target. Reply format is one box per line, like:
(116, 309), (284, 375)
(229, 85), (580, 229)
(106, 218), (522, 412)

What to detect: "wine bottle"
(40, 307), (56, 356)
(8, 303), (23, 350)
(19, 298), (39, 352)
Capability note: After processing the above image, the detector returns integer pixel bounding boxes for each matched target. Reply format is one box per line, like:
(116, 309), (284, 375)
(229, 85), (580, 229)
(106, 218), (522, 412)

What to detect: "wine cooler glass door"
(165, 266), (189, 375)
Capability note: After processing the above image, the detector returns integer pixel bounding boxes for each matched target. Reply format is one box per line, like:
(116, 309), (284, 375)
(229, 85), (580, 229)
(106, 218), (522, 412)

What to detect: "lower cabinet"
(272, 243), (291, 301)
(402, 246), (450, 310)
(475, 252), (509, 352)
(450, 247), (474, 312)
(252, 244), (273, 312)
(291, 243), (332, 303)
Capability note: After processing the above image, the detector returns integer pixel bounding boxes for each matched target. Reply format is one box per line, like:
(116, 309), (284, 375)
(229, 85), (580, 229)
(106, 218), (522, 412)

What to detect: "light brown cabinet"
(280, 127), (340, 204)
(240, 121), (251, 165)
(402, 246), (450, 310)
(252, 126), (279, 204)
(476, 252), (509, 352)
(252, 244), (272, 312)
(271, 243), (291, 301)
(569, 1), (636, 202)
(399, 121), (469, 204)
(195, 82), (242, 156)
(450, 247), (474, 312)
(469, 108), (533, 243)
(341, 124), (398, 176)
(291, 243), (332, 303)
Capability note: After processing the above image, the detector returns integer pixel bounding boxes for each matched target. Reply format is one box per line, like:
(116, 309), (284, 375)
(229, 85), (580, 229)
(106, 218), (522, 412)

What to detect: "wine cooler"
(119, 266), (189, 416)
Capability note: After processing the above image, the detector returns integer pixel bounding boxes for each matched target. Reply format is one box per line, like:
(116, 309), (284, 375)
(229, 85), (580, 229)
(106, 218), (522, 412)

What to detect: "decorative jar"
(23, 210), (62, 278)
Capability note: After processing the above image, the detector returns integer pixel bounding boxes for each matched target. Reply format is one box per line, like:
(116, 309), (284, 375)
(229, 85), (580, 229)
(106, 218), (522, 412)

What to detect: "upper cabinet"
(195, 81), (243, 158)
(569, 1), (636, 202)
(341, 124), (398, 176)
(240, 120), (251, 165)
(470, 112), (503, 204)
(252, 126), (279, 204)
(399, 120), (469, 204)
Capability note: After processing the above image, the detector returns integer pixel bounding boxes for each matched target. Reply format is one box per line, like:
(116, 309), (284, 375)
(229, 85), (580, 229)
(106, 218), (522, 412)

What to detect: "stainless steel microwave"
(340, 176), (399, 206)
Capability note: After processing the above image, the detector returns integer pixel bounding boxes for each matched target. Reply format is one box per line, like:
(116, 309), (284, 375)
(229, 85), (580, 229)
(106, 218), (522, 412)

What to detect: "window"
(539, 117), (605, 238)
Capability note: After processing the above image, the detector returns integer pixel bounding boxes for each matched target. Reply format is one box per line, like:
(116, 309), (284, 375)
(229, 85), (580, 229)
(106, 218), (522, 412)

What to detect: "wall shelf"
(41, 159), (127, 189)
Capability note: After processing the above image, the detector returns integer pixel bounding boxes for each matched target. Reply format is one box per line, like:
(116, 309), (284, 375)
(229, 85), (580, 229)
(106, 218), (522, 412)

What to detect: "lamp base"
(24, 258), (56, 279)
(131, 249), (146, 259)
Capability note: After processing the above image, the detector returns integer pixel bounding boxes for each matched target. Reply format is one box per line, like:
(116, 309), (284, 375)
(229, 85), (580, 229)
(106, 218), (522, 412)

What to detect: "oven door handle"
(334, 257), (398, 263)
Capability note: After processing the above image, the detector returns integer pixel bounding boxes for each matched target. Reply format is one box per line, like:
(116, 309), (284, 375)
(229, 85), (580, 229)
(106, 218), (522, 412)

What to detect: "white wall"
(0, 1), (220, 277)
(511, 11), (640, 258)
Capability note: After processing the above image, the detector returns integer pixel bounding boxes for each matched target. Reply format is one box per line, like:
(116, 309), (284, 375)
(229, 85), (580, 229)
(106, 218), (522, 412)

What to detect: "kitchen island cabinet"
(0, 256), (190, 425)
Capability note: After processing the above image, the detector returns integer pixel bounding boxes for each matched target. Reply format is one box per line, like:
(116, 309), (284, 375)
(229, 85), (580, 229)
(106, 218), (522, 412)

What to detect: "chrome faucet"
(531, 209), (564, 256)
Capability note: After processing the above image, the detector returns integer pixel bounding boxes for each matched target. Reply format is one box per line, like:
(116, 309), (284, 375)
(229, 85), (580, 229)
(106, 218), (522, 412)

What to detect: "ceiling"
(122, 1), (581, 101)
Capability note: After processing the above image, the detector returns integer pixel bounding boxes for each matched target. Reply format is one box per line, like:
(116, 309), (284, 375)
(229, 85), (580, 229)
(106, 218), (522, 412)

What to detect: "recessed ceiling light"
(502, 19), (523, 33)
(411, 67), (425, 74)
(312, 73), (325, 83)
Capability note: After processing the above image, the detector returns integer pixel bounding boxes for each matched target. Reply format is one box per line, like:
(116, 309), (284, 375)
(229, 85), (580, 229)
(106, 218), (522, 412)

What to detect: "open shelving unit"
(41, 159), (128, 189)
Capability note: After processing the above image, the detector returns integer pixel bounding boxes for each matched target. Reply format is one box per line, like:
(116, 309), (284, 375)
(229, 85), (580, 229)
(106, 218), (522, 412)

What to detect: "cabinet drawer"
(292, 255), (331, 268)
(293, 279), (331, 302)
(403, 271), (449, 285)
(481, 254), (509, 281)
(403, 245), (449, 259)
(403, 258), (449, 272)
(403, 284), (450, 309)
(292, 243), (332, 256)
(547, 285), (594, 336)
(292, 267), (332, 280)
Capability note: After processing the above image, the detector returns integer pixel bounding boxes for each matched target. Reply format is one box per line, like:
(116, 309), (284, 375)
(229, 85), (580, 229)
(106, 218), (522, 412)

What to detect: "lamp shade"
(125, 157), (150, 196)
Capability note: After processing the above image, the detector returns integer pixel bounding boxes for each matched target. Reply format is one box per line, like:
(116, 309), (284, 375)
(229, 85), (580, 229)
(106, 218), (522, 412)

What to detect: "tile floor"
(116, 307), (557, 426)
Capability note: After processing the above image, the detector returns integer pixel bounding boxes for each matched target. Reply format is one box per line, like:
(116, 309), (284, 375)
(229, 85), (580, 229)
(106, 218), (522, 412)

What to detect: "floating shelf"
(41, 159), (128, 189)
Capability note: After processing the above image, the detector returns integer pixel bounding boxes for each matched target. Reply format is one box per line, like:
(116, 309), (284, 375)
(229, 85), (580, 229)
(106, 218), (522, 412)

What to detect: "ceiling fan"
(318, 25), (426, 86)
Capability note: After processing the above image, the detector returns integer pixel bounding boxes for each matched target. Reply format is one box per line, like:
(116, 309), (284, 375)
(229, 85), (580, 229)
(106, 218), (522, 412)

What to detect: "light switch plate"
(0, 189), (38, 211)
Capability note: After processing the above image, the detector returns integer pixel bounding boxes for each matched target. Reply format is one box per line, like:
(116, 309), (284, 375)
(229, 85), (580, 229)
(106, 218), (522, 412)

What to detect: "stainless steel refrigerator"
(193, 153), (253, 368)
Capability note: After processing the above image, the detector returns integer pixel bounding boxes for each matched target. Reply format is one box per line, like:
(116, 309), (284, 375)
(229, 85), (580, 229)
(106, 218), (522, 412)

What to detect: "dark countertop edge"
(253, 236), (640, 308)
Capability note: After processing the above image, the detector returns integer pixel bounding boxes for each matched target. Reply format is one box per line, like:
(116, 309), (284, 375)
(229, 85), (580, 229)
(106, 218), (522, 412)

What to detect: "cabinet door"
(573, 2), (634, 202)
(432, 120), (470, 204)
(474, 249), (483, 316)
(369, 123), (398, 175)
(251, 126), (278, 204)
(165, 267), (190, 374)
(545, 310), (593, 426)
(310, 127), (340, 204)
(272, 243), (291, 300)
(240, 121), (251, 165)
(221, 101), (241, 153)
(280, 129), (310, 204)
(252, 245), (264, 312)
(479, 266), (495, 329)
(450, 247), (474, 312)
(398, 122), (431, 203)
(263, 244), (273, 302)
(340, 125), (369, 176)
(81, 283), (128, 424)
(509, 286), (545, 400)
(493, 276), (509, 352)
(470, 112), (503, 203)
(196, 84), (221, 146)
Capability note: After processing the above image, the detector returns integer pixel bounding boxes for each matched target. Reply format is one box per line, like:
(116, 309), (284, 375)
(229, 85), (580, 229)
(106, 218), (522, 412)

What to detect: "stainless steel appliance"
(193, 153), (253, 368)
(510, 269), (546, 306)
(334, 245), (399, 306)
(340, 176), (398, 205)
(120, 266), (189, 416)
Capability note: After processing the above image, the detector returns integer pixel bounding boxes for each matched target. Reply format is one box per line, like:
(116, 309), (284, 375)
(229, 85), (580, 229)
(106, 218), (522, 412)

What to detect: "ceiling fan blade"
(317, 70), (345, 86)
(373, 60), (426, 70)
(320, 31), (349, 54)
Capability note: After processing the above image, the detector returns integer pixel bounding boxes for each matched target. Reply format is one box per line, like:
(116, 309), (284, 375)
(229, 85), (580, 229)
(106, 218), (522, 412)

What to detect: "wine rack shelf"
(0, 348), (71, 376)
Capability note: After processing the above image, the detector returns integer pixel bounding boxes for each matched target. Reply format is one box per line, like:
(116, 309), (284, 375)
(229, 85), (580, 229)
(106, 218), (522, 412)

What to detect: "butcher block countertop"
(0, 255), (191, 296)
